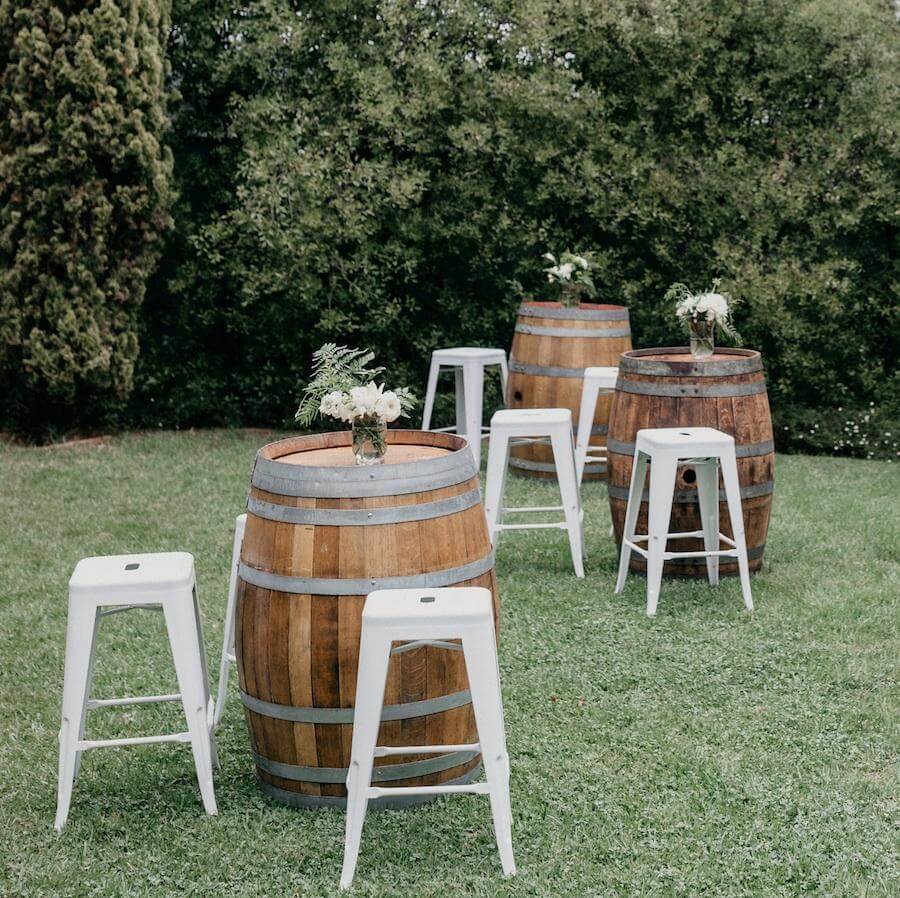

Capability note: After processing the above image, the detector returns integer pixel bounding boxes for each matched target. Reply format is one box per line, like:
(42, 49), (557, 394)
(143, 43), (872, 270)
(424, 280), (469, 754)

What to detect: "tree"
(0, 0), (174, 437)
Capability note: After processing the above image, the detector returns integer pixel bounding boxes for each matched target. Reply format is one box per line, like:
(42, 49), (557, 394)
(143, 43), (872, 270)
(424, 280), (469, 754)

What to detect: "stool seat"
(432, 347), (507, 361)
(69, 552), (195, 599)
(636, 426), (734, 456)
(363, 586), (492, 627)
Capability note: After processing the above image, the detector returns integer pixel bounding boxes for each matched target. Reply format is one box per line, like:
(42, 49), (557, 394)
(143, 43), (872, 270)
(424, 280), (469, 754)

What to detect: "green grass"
(1, 430), (897, 898)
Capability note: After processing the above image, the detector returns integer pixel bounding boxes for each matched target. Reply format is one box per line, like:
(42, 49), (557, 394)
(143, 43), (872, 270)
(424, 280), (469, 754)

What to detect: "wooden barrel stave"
(507, 302), (632, 480)
(236, 430), (497, 807)
(607, 348), (774, 577)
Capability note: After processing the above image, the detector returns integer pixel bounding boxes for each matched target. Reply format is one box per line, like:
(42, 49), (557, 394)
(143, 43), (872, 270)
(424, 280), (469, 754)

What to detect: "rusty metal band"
(514, 324), (632, 338)
(509, 456), (606, 475)
(618, 348), (763, 377)
(253, 749), (479, 784)
(616, 379), (767, 398)
(238, 550), (494, 596)
(257, 764), (483, 810)
(607, 481), (774, 503)
(240, 688), (472, 724)
(246, 486), (481, 526)
(509, 360), (586, 379)
(606, 438), (775, 459)
(518, 305), (629, 321)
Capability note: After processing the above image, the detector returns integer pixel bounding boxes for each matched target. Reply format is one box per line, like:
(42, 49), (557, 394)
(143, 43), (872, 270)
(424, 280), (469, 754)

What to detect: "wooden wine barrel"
(236, 430), (498, 808)
(506, 301), (632, 480)
(608, 348), (775, 577)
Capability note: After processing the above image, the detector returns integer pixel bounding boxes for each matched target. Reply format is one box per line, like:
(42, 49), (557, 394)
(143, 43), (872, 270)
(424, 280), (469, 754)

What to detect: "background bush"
(0, 0), (174, 438)
(3, 1), (897, 454)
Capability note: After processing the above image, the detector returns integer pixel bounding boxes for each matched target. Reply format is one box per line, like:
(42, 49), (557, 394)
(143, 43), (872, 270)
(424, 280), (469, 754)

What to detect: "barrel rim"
(252, 429), (477, 497)
(618, 346), (762, 377)
(518, 302), (630, 322)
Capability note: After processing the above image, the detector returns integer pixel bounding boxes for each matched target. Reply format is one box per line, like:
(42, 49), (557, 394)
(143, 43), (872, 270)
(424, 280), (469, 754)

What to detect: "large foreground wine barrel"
(236, 431), (498, 808)
(507, 302), (632, 480)
(608, 348), (774, 577)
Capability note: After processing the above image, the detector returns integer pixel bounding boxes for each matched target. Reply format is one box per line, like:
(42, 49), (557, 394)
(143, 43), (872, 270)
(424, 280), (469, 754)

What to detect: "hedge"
(3, 1), (898, 456)
(0, 0), (174, 438)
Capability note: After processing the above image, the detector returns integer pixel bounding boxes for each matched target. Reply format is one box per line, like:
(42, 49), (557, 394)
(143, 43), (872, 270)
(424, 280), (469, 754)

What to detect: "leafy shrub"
(0, 0), (174, 438)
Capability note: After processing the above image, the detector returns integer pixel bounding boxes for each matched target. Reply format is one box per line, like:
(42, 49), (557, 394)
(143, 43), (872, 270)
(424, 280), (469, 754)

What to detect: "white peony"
(675, 296), (698, 318)
(695, 292), (729, 322)
(377, 391), (402, 422)
(557, 262), (575, 280)
(319, 390), (349, 420)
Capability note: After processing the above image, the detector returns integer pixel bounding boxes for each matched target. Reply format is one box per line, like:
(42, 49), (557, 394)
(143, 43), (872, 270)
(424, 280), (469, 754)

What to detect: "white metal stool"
(614, 427), (754, 616)
(421, 347), (509, 468)
(55, 552), (218, 831)
(212, 513), (246, 729)
(340, 587), (514, 890)
(484, 408), (585, 577)
(575, 366), (619, 485)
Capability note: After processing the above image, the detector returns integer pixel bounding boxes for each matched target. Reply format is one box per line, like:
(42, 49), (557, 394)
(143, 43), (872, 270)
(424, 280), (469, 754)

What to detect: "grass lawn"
(1, 429), (897, 898)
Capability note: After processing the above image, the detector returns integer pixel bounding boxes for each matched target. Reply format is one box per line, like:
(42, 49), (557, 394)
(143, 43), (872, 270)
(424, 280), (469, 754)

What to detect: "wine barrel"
(506, 302), (632, 480)
(608, 348), (775, 577)
(236, 430), (498, 808)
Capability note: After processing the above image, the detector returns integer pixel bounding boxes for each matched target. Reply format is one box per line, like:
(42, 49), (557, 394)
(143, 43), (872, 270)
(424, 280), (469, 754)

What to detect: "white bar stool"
(484, 408), (585, 577)
(213, 513), (246, 729)
(421, 347), (509, 468)
(575, 366), (619, 484)
(614, 427), (753, 616)
(55, 552), (218, 831)
(340, 587), (514, 890)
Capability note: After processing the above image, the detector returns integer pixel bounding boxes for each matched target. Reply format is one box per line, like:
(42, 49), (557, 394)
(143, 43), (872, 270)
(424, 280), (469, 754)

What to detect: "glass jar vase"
(689, 318), (716, 358)
(351, 417), (388, 465)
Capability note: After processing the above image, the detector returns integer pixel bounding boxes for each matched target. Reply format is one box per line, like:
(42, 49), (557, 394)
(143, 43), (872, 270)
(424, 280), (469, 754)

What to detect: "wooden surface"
(607, 348), (775, 577)
(280, 443), (450, 467)
(236, 430), (497, 804)
(506, 302), (632, 480)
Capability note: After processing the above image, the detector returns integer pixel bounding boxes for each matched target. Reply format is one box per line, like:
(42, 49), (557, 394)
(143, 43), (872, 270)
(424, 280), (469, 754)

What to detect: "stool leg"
(421, 357), (441, 431)
(454, 367), (467, 437)
(575, 381), (598, 485)
(720, 451), (754, 612)
(645, 456), (678, 616)
(73, 606), (101, 783)
(463, 361), (485, 468)
(163, 588), (217, 816)
(695, 459), (720, 587)
(341, 629), (392, 891)
(483, 428), (509, 546)
(214, 514), (246, 731)
(55, 598), (99, 831)
(498, 355), (509, 404)
(615, 452), (649, 595)
(550, 429), (585, 578)
(461, 623), (515, 877)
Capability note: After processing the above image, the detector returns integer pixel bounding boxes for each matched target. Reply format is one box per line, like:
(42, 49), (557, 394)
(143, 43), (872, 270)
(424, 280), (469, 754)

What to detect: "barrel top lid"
(522, 301), (626, 311)
(619, 346), (763, 377)
(280, 443), (449, 467)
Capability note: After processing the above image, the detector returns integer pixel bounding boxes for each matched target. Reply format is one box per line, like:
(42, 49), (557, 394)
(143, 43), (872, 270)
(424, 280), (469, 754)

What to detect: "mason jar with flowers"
(542, 251), (597, 305)
(295, 344), (416, 465)
(665, 281), (742, 358)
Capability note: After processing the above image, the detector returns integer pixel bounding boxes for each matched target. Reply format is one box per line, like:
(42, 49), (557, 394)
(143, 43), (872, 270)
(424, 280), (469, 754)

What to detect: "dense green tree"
(138, 0), (897, 454)
(0, 0), (174, 437)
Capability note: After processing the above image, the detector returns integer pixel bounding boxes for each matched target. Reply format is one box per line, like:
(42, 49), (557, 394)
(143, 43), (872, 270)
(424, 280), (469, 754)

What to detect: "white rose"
(675, 297), (697, 318)
(571, 255), (589, 270)
(557, 262), (575, 280)
(319, 390), (346, 419)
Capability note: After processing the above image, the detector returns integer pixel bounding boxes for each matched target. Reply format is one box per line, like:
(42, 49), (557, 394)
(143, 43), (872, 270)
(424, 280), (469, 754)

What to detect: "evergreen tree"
(0, 0), (173, 437)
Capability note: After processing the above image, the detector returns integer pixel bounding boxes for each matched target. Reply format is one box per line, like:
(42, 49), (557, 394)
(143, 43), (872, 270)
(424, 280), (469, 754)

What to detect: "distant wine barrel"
(506, 302), (632, 480)
(236, 430), (498, 808)
(608, 348), (775, 577)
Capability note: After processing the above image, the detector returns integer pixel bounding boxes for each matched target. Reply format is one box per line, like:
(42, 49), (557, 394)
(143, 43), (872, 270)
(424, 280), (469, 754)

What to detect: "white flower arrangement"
(542, 250), (597, 305)
(666, 281), (742, 344)
(295, 344), (416, 428)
